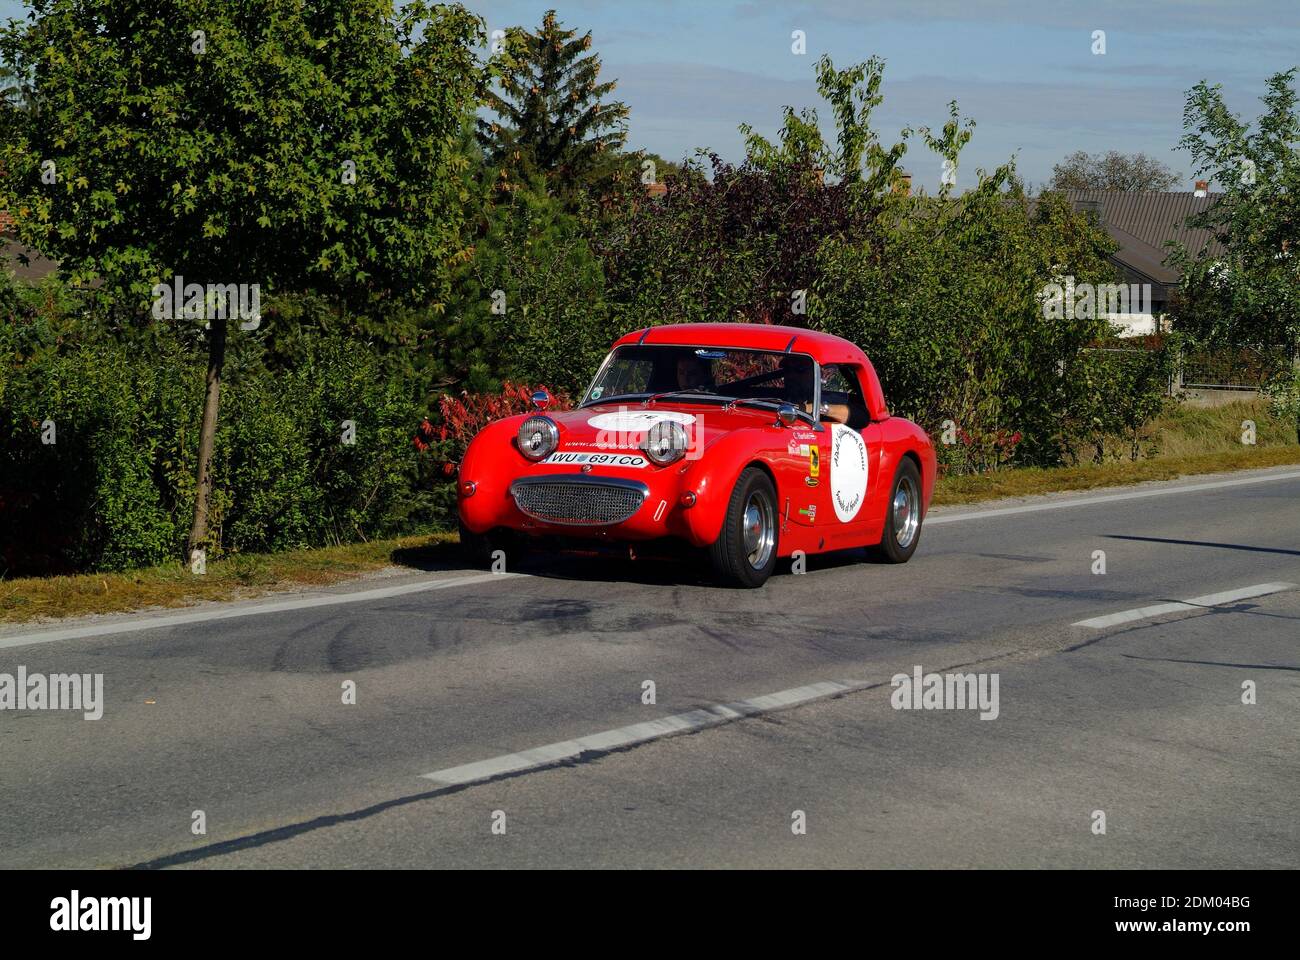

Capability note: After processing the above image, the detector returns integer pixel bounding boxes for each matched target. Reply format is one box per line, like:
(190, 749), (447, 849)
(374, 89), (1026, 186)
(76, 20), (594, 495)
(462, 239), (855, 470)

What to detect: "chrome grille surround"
(509, 475), (649, 526)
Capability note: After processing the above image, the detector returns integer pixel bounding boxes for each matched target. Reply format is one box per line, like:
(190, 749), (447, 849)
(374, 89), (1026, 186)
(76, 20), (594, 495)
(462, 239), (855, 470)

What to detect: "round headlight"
(642, 419), (689, 466)
(517, 415), (559, 461)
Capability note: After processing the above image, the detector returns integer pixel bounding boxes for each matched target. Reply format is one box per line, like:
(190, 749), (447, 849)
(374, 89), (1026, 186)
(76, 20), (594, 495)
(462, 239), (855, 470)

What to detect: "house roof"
(1064, 189), (1225, 285)
(1, 211), (61, 282)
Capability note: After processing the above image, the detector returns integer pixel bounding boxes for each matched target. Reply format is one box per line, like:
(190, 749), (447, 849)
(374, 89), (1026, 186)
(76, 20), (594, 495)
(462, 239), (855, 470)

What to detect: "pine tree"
(480, 9), (629, 193)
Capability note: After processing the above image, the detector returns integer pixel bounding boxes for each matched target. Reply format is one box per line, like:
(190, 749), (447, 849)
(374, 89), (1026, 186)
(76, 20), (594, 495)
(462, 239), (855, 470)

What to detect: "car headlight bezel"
(517, 415), (559, 461)
(642, 419), (689, 466)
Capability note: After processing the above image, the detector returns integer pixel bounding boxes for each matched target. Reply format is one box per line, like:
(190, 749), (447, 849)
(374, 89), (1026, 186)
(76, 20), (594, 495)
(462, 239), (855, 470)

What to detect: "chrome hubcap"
(893, 476), (920, 549)
(742, 492), (775, 570)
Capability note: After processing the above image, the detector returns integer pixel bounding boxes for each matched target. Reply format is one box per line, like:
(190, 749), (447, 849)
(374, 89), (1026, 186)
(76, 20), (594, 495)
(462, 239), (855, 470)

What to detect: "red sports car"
(457, 323), (936, 587)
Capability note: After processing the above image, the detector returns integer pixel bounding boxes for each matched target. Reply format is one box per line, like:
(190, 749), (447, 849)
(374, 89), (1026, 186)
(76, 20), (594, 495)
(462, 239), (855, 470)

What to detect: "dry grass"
(935, 444), (1300, 506)
(0, 532), (458, 626)
(1149, 398), (1296, 458)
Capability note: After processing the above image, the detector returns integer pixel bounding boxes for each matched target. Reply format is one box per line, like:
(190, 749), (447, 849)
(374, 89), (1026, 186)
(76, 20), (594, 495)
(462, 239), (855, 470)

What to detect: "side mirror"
(531, 389), (552, 411)
(777, 403), (799, 427)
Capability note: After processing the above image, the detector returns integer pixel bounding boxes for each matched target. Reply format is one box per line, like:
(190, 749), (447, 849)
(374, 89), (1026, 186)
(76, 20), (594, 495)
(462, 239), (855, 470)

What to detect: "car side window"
(820, 364), (871, 429)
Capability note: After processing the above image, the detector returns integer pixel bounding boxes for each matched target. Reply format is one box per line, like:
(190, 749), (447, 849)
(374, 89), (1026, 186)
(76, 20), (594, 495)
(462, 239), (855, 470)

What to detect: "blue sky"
(4, 1), (1296, 191)
(461, 0), (1299, 190)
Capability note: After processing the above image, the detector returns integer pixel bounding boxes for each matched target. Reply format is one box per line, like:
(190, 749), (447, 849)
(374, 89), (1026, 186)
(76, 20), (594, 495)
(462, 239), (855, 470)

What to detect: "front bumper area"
(508, 474), (650, 527)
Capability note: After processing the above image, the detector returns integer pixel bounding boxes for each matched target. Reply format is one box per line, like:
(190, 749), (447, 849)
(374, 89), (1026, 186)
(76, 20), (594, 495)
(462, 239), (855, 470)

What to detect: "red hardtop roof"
(612, 323), (870, 366)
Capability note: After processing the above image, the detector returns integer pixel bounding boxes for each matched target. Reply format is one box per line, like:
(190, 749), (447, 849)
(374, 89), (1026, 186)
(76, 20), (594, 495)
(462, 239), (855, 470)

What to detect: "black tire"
(459, 519), (509, 569)
(873, 457), (924, 564)
(709, 467), (779, 588)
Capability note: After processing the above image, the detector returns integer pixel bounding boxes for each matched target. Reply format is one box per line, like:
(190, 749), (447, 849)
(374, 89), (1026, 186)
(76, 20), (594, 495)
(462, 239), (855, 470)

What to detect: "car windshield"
(584, 345), (817, 410)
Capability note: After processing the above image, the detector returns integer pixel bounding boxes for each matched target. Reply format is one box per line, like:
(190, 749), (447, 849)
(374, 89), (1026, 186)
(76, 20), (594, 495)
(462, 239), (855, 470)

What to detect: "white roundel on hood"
(830, 423), (869, 522)
(586, 410), (697, 432)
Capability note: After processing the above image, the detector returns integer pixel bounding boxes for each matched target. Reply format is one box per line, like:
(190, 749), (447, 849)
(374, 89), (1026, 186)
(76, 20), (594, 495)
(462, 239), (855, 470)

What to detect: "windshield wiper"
(726, 397), (781, 411)
(642, 390), (722, 407)
(725, 397), (815, 419)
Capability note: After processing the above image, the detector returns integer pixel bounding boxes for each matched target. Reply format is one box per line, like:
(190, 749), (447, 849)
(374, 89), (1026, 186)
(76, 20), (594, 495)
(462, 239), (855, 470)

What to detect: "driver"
(779, 356), (849, 424)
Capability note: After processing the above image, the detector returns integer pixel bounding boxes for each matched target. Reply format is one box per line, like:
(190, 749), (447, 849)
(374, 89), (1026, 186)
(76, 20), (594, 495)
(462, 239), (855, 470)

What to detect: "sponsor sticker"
(586, 410), (695, 432)
(542, 451), (649, 468)
(830, 424), (869, 522)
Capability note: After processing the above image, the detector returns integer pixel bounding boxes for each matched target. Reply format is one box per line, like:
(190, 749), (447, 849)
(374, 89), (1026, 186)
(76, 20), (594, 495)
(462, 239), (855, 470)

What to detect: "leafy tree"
(1168, 69), (1299, 351)
(604, 56), (907, 332)
(444, 173), (612, 396)
(479, 8), (628, 194)
(0, 0), (482, 561)
(741, 55), (908, 192)
(1050, 150), (1181, 191)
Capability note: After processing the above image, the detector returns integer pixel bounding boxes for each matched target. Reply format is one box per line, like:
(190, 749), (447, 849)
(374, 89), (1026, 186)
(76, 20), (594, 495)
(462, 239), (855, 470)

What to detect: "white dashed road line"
(420, 679), (860, 787)
(1071, 581), (1296, 629)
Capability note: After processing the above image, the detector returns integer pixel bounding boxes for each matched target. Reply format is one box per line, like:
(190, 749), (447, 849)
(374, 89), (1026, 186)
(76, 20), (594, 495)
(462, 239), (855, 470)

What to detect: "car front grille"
(510, 476), (648, 526)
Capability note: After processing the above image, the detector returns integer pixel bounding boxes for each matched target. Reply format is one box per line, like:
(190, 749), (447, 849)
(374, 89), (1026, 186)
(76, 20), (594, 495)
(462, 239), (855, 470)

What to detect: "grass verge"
(0, 532), (458, 626)
(934, 444), (1300, 506)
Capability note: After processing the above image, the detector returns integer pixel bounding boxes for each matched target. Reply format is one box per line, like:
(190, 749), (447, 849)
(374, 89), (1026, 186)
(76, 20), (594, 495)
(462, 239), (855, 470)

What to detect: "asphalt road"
(2, 466), (1298, 869)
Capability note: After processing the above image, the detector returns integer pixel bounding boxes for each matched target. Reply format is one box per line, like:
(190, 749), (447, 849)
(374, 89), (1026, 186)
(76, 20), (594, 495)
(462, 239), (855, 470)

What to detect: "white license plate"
(541, 451), (649, 468)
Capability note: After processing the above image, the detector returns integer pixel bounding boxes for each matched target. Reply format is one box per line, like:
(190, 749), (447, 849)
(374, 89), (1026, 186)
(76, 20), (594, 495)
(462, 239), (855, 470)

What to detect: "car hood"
(546, 401), (785, 455)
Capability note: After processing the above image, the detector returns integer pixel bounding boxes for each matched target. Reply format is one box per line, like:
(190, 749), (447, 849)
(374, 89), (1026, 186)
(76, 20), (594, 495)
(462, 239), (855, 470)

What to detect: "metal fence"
(1178, 345), (1291, 392)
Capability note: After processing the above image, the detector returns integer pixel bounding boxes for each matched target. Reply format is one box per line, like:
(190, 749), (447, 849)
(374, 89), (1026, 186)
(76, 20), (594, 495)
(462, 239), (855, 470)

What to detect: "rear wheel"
(709, 467), (779, 588)
(873, 458), (924, 563)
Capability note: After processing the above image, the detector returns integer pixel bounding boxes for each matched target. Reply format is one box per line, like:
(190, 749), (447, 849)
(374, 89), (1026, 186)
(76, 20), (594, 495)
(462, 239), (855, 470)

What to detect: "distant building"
(1064, 187), (1224, 336)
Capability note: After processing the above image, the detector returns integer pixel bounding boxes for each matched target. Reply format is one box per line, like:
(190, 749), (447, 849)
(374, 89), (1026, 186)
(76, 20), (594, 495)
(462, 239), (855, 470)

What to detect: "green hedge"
(0, 324), (429, 576)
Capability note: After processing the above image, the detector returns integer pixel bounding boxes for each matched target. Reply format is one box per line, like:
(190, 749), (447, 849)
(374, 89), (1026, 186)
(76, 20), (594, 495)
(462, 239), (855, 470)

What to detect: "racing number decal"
(830, 424), (869, 522)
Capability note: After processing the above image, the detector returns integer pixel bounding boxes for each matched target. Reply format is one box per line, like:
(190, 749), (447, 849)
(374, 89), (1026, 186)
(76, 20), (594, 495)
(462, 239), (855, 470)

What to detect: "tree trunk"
(186, 318), (227, 564)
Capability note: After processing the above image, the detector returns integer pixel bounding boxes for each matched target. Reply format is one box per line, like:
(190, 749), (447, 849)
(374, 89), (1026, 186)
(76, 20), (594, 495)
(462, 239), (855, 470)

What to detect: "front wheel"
(709, 467), (779, 588)
(873, 458), (924, 563)
(459, 519), (512, 569)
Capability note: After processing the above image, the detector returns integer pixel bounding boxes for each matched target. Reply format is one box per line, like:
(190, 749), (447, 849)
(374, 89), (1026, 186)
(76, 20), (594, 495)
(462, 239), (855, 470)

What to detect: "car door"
(819, 365), (881, 545)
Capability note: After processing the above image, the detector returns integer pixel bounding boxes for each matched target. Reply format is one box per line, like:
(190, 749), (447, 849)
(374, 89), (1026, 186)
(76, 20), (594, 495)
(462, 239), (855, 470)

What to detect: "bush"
(1263, 368), (1300, 443)
(1063, 341), (1176, 463)
(814, 188), (1120, 469)
(0, 332), (427, 575)
(0, 338), (200, 574)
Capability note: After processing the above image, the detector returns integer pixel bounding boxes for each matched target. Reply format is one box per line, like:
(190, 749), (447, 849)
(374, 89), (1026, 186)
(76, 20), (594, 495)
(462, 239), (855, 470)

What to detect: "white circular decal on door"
(586, 410), (696, 432)
(830, 423), (869, 522)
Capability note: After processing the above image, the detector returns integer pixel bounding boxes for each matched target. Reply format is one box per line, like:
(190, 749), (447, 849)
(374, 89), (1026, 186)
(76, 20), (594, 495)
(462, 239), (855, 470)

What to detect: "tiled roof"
(1064, 189), (1226, 283)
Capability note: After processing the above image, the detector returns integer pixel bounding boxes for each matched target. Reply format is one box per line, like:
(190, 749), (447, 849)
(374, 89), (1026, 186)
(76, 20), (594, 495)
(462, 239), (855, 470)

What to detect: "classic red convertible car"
(457, 323), (936, 587)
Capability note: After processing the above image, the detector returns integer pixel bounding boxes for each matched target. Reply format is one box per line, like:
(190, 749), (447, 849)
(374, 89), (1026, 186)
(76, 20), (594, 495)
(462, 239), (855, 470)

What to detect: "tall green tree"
(1169, 69), (1299, 351)
(479, 8), (628, 193)
(0, 0), (482, 561)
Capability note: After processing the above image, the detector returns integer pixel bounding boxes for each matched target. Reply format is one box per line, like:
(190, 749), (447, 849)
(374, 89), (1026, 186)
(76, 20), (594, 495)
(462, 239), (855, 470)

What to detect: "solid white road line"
(0, 573), (521, 650)
(421, 679), (859, 787)
(1071, 581), (1296, 629)
(928, 469), (1300, 525)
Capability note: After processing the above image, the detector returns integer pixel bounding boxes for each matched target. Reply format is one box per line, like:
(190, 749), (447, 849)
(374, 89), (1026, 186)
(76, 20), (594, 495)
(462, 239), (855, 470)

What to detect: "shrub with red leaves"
(415, 381), (571, 473)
